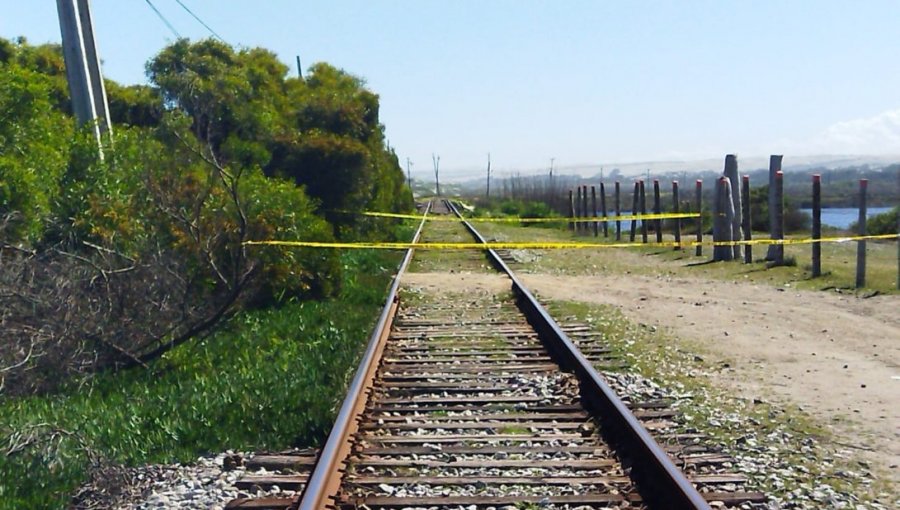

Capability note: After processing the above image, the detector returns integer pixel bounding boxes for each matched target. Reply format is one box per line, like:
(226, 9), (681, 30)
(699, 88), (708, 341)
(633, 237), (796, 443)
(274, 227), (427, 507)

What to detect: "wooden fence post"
(770, 171), (785, 265)
(673, 181), (682, 250)
(812, 174), (822, 277)
(568, 189), (575, 231)
(582, 185), (589, 236)
(591, 186), (599, 237)
(766, 155), (784, 261)
(630, 182), (639, 242)
(600, 182), (609, 237)
(615, 181), (622, 241)
(640, 180), (648, 243)
(653, 180), (663, 243)
(741, 175), (752, 263)
(856, 179), (868, 288)
(695, 180), (703, 256)
(576, 186), (583, 234)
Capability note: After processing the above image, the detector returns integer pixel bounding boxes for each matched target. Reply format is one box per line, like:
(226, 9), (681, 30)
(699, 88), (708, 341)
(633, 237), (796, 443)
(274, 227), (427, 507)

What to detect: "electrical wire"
(143, 0), (181, 38)
(173, 0), (225, 42)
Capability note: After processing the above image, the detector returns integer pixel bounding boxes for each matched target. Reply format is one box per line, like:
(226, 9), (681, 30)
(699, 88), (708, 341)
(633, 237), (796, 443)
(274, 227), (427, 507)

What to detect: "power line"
(173, 0), (225, 42)
(143, 0), (181, 38)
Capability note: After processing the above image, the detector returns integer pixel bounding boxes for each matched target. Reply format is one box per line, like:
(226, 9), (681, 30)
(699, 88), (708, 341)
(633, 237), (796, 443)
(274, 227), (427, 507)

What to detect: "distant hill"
(449, 155), (898, 207)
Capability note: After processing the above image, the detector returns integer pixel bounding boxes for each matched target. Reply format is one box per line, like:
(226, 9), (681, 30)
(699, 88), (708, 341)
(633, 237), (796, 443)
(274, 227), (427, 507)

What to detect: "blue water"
(798, 207), (893, 229)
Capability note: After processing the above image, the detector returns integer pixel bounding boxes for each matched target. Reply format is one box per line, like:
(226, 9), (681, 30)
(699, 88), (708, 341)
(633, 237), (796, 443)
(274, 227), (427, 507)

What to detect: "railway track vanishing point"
(228, 199), (767, 510)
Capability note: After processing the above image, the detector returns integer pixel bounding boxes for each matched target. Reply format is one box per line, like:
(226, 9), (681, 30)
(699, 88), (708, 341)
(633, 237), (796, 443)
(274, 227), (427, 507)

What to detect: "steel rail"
(445, 199), (712, 510)
(296, 202), (432, 510)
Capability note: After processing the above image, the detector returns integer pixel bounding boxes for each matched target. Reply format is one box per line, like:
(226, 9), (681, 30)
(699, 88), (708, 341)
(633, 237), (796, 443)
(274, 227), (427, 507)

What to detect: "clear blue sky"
(4, 1), (899, 179)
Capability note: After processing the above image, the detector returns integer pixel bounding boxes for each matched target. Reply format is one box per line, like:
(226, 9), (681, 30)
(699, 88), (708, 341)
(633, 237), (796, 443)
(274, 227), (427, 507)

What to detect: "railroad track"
(227, 199), (766, 510)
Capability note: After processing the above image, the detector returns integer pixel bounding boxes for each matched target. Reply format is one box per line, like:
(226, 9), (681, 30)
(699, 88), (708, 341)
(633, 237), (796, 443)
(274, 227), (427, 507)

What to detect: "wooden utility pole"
(486, 153), (492, 198)
(406, 158), (413, 191)
(432, 154), (441, 196)
(56, 0), (112, 150)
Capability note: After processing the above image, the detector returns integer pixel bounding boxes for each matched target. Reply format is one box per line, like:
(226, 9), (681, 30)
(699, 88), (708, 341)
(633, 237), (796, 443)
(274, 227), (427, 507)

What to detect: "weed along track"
(228, 200), (766, 510)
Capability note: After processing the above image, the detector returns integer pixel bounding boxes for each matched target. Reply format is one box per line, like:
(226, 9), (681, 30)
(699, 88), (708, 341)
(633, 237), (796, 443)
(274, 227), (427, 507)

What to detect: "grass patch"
(498, 425), (530, 435)
(408, 219), (493, 273)
(0, 249), (401, 510)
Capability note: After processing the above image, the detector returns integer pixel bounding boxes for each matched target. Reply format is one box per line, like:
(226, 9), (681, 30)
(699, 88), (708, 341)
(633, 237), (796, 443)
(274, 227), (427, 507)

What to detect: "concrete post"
(713, 177), (735, 261)
(724, 155), (742, 259)
(56, 0), (112, 148)
(766, 155), (784, 261)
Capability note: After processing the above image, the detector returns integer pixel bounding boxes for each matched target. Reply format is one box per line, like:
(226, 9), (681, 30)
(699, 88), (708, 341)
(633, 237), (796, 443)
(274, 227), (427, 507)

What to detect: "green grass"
(0, 249), (401, 510)
(408, 219), (493, 273)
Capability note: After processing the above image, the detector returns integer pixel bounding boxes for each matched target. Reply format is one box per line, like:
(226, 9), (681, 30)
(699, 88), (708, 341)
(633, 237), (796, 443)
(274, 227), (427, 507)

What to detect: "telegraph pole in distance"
(56, 0), (112, 150)
(432, 154), (441, 197)
(406, 158), (413, 191)
(549, 157), (556, 207)
(486, 152), (492, 199)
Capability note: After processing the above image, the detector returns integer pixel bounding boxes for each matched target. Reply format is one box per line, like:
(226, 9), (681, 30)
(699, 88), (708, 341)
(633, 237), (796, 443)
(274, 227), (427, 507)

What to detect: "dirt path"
(520, 272), (900, 482)
(403, 270), (900, 485)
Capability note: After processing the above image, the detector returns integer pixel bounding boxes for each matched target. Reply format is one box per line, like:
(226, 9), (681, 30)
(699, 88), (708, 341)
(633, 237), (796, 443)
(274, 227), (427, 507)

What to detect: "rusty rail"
(290, 199), (754, 510)
(446, 199), (712, 510)
(296, 202), (431, 510)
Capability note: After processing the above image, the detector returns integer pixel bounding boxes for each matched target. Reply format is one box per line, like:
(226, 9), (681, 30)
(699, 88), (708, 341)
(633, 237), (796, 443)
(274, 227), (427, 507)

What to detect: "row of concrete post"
(711, 155), (784, 264)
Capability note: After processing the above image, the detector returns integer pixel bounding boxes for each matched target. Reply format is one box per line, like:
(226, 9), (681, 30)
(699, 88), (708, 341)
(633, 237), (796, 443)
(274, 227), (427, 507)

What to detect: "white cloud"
(803, 108), (900, 155)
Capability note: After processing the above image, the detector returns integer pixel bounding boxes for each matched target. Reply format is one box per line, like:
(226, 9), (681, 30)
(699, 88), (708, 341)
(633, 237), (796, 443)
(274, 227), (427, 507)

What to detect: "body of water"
(798, 207), (893, 229)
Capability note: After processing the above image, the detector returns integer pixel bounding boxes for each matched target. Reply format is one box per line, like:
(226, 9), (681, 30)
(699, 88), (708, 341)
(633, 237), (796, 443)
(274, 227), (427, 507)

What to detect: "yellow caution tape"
(358, 211), (701, 223)
(244, 233), (898, 250)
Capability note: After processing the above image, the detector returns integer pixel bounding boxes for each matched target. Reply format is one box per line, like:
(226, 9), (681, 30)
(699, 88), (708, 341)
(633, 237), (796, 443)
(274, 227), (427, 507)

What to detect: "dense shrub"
(0, 63), (71, 243)
(0, 249), (400, 509)
(747, 185), (811, 233)
(849, 206), (899, 235)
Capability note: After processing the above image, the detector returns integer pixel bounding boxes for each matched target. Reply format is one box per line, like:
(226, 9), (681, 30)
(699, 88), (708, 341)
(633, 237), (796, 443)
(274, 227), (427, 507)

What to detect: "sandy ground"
(402, 270), (900, 484)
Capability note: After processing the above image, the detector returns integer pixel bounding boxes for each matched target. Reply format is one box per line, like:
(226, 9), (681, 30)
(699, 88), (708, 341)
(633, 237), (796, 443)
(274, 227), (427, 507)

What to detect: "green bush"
(0, 249), (401, 510)
(0, 62), (71, 243)
(849, 206), (899, 236)
(240, 171), (341, 302)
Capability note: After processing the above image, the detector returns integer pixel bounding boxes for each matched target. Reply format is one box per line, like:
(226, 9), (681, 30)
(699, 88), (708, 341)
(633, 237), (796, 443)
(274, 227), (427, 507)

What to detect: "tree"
(0, 60), (71, 243)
